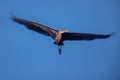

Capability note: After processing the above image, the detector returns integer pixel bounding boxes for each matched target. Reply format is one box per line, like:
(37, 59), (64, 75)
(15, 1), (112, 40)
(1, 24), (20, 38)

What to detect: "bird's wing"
(62, 32), (114, 41)
(11, 16), (57, 38)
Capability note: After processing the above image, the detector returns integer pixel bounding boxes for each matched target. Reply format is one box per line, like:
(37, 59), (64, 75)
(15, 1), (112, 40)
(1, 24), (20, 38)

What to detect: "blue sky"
(0, 0), (120, 80)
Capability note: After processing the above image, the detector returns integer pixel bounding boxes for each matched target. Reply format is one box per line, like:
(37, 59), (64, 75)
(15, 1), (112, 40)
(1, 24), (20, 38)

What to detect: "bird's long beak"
(65, 30), (68, 32)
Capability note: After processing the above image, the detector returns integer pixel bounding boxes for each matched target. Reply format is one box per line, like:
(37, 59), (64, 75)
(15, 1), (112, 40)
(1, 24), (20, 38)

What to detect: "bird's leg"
(58, 45), (62, 55)
(53, 42), (57, 45)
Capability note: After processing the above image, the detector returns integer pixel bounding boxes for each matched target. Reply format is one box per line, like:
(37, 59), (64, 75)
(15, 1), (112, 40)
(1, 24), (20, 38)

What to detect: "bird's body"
(11, 16), (115, 55)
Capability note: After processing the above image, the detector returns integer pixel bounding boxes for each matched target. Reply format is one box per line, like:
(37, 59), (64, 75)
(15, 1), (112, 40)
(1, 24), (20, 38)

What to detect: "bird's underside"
(11, 16), (115, 55)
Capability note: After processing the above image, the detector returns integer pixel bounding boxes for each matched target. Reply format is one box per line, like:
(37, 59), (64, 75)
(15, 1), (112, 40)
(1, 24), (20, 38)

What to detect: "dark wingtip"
(106, 31), (116, 38)
(9, 13), (18, 21)
(108, 32), (116, 37)
(10, 13), (15, 17)
(110, 32), (116, 36)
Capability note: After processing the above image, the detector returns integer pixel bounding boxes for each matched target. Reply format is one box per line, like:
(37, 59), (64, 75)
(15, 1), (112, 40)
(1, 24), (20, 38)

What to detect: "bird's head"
(59, 29), (68, 33)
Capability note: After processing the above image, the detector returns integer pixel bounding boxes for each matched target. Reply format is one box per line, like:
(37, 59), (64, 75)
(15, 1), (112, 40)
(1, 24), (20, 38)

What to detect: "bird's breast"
(55, 32), (62, 45)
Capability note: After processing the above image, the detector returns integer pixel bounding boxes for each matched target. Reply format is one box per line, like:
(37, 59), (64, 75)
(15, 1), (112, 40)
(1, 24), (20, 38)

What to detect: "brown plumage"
(11, 16), (115, 55)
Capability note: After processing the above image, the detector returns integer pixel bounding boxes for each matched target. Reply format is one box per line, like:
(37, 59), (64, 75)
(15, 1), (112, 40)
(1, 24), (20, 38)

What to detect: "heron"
(11, 16), (115, 55)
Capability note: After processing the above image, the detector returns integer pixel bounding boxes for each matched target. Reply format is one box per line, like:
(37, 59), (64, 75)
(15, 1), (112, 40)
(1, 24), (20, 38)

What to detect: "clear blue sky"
(0, 0), (120, 80)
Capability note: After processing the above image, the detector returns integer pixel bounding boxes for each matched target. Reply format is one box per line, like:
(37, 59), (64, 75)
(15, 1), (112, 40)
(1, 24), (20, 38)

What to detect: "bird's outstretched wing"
(62, 32), (115, 41)
(11, 16), (57, 38)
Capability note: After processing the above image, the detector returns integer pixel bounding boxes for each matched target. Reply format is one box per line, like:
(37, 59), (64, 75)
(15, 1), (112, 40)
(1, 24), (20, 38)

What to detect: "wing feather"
(62, 32), (113, 41)
(11, 16), (57, 38)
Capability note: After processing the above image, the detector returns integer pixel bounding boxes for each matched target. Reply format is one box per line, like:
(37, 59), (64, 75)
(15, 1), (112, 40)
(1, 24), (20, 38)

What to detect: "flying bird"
(11, 16), (115, 55)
